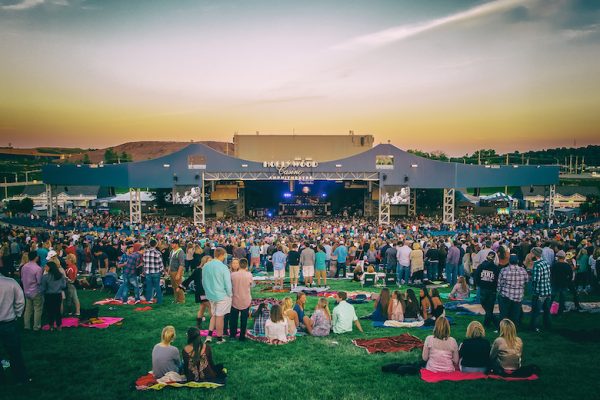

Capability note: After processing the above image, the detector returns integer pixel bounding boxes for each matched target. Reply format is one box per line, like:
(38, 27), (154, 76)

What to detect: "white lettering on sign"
(262, 160), (319, 169)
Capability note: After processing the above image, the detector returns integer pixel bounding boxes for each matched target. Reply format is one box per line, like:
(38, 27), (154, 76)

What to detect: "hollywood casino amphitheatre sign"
(262, 160), (319, 180)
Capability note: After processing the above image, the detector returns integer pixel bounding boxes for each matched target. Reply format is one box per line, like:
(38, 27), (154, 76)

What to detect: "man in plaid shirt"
(116, 243), (142, 302)
(497, 254), (528, 326)
(530, 247), (552, 332)
(143, 239), (165, 304)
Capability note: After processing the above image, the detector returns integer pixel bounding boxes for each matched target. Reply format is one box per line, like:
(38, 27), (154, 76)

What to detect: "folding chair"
(362, 273), (376, 287)
(385, 273), (397, 287)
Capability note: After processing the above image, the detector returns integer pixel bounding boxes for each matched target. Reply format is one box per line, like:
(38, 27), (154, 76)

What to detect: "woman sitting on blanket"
(311, 297), (332, 336)
(370, 288), (390, 322)
(265, 304), (290, 343)
(420, 288), (444, 321)
(152, 326), (181, 379)
(183, 327), (226, 383)
(252, 302), (270, 336)
(422, 316), (459, 373)
(282, 297), (299, 336)
(387, 290), (405, 322)
(404, 289), (422, 322)
(490, 319), (523, 374)
(352, 264), (364, 282)
(449, 276), (470, 300)
(459, 321), (490, 373)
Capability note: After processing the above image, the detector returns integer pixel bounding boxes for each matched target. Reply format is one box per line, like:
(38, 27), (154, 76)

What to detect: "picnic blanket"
(135, 373), (225, 390)
(352, 333), (423, 354)
(456, 303), (531, 316)
(134, 306), (153, 312)
(94, 298), (153, 306)
(373, 318), (452, 329)
(564, 302), (600, 313)
(440, 292), (476, 301)
(246, 332), (297, 345)
(260, 287), (289, 293)
(420, 369), (539, 383)
(42, 317), (123, 330)
(199, 329), (240, 338)
(292, 286), (330, 294)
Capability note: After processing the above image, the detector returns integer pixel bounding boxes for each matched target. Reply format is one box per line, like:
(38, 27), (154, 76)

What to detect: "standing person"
(168, 239), (186, 304)
(300, 242), (316, 287)
(497, 254), (528, 326)
(474, 251), (500, 329)
(271, 245), (287, 289)
(92, 245), (109, 276)
(202, 248), (232, 344)
(229, 259), (253, 341)
(248, 241), (261, 272)
(21, 251), (43, 332)
(323, 240), (332, 273)
(41, 261), (66, 331)
(185, 243), (195, 273)
(397, 241), (412, 284)
(425, 242), (440, 282)
(116, 244), (141, 303)
(333, 241), (348, 279)
(287, 244), (301, 290)
(530, 247), (552, 332)
(385, 242), (397, 274)
(410, 243), (425, 284)
(315, 245), (327, 287)
(143, 239), (165, 305)
(332, 291), (364, 334)
(64, 253), (80, 317)
(182, 255), (212, 328)
(446, 241), (461, 287)
(0, 272), (29, 385)
(551, 250), (579, 314)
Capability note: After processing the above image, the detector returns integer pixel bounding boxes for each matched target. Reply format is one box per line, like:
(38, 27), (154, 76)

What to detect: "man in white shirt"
(397, 241), (412, 284)
(332, 291), (363, 334)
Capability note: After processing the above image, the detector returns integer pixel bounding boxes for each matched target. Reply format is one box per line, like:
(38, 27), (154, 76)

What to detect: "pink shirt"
(230, 270), (253, 310)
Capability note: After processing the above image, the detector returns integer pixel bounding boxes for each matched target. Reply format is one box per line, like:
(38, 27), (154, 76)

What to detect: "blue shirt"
(37, 248), (49, 267)
(315, 251), (326, 271)
(334, 246), (348, 263)
(272, 251), (286, 270)
(202, 259), (232, 302)
(293, 304), (305, 321)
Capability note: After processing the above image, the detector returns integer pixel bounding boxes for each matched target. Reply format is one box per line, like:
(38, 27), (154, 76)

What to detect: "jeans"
(145, 273), (163, 304)
(229, 306), (249, 339)
(446, 263), (459, 287)
(0, 320), (28, 383)
(427, 262), (438, 281)
(461, 366), (487, 373)
(24, 294), (43, 331)
(335, 262), (347, 278)
(386, 260), (397, 274)
(399, 265), (411, 284)
(497, 295), (522, 326)
(44, 293), (63, 328)
(118, 273), (140, 301)
(530, 294), (552, 330)
(480, 289), (498, 329)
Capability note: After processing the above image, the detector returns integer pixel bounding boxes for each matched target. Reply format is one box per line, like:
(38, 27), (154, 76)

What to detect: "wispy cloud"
(334, 0), (534, 50)
(562, 23), (600, 40)
(1, 0), (45, 11)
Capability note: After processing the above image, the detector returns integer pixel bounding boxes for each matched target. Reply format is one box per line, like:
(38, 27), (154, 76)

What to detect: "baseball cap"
(486, 251), (496, 260)
(509, 254), (519, 264)
(46, 250), (57, 260)
(556, 250), (566, 258)
(531, 247), (543, 257)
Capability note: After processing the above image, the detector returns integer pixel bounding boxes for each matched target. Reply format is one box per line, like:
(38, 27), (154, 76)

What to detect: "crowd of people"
(0, 211), (599, 385)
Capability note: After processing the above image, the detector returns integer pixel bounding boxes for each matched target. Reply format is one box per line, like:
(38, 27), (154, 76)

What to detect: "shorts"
(290, 265), (300, 279)
(302, 265), (315, 278)
(210, 296), (232, 317)
(250, 257), (260, 267)
(274, 269), (285, 279)
(315, 270), (327, 280)
(66, 283), (78, 303)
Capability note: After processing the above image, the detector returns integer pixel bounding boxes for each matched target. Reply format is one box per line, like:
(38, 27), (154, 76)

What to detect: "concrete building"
(233, 132), (374, 162)
(516, 185), (599, 209)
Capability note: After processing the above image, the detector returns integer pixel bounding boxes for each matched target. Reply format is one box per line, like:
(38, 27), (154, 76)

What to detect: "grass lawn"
(2, 279), (599, 400)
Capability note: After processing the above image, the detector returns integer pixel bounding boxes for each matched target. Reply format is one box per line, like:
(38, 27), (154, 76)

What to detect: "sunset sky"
(0, 0), (599, 156)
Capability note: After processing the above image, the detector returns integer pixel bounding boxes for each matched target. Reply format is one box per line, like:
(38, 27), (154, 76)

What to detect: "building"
(516, 185), (599, 208)
(7, 185), (110, 209)
(233, 132), (374, 162)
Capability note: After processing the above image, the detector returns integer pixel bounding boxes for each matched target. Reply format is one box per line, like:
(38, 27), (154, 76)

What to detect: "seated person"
(182, 327), (226, 382)
(449, 276), (470, 300)
(422, 317), (459, 373)
(152, 326), (181, 379)
(404, 289), (422, 322)
(352, 265), (364, 282)
(361, 265), (376, 284)
(332, 291), (364, 334)
(430, 289), (445, 319)
(459, 321), (490, 373)
(293, 292), (313, 334)
(310, 297), (332, 336)
(490, 319), (523, 374)
(282, 297), (299, 336)
(421, 287), (444, 321)
(265, 304), (290, 343)
(252, 303), (270, 335)
(371, 288), (390, 322)
(387, 290), (405, 322)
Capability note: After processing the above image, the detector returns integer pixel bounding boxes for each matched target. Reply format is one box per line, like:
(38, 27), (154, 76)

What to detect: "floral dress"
(310, 309), (332, 336)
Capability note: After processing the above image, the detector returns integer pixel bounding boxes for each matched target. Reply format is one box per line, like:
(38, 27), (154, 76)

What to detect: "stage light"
(267, 212), (272, 217)
(283, 193), (292, 198)
(321, 193), (327, 198)
(302, 186), (310, 194)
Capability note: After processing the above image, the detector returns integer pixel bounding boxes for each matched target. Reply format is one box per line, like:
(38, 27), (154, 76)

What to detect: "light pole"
(25, 169), (41, 184)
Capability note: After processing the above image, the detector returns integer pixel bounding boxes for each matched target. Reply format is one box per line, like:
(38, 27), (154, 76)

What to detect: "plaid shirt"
(532, 259), (552, 296)
(123, 252), (142, 276)
(253, 309), (270, 336)
(497, 264), (529, 302)
(143, 248), (164, 275)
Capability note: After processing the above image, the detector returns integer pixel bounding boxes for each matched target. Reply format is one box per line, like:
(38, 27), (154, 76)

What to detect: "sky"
(0, 0), (599, 156)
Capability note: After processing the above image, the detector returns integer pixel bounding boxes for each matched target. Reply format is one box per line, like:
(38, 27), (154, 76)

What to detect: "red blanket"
(352, 334), (423, 354)
(420, 369), (539, 382)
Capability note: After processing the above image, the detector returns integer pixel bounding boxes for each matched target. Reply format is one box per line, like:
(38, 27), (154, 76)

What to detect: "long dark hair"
(186, 327), (205, 364)
(420, 285), (433, 307)
(378, 288), (390, 316)
(406, 289), (418, 304)
(252, 302), (268, 319)
(47, 261), (63, 280)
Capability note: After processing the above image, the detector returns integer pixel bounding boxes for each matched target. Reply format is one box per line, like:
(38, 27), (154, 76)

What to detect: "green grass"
(1, 280), (599, 400)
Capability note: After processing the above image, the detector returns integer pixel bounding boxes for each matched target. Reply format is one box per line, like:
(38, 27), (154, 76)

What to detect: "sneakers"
(216, 337), (226, 344)
(205, 336), (213, 342)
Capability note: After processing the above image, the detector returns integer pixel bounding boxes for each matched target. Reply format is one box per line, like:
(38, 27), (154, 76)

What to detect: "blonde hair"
(200, 255), (212, 267)
(316, 297), (331, 320)
(458, 276), (468, 293)
(466, 321), (485, 339)
(367, 265), (375, 273)
(161, 325), (176, 345)
(499, 319), (521, 350)
(433, 316), (451, 340)
(66, 253), (77, 265)
(282, 297), (294, 315)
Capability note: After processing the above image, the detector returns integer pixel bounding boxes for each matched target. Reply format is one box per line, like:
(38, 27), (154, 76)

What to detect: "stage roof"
(42, 143), (559, 189)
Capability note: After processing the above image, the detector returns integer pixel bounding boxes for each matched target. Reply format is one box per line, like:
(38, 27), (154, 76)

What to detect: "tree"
(104, 148), (118, 164)
(120, 151), (132, 162)
(82, 154), (91, 164)
(20, 197), (34, 213)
